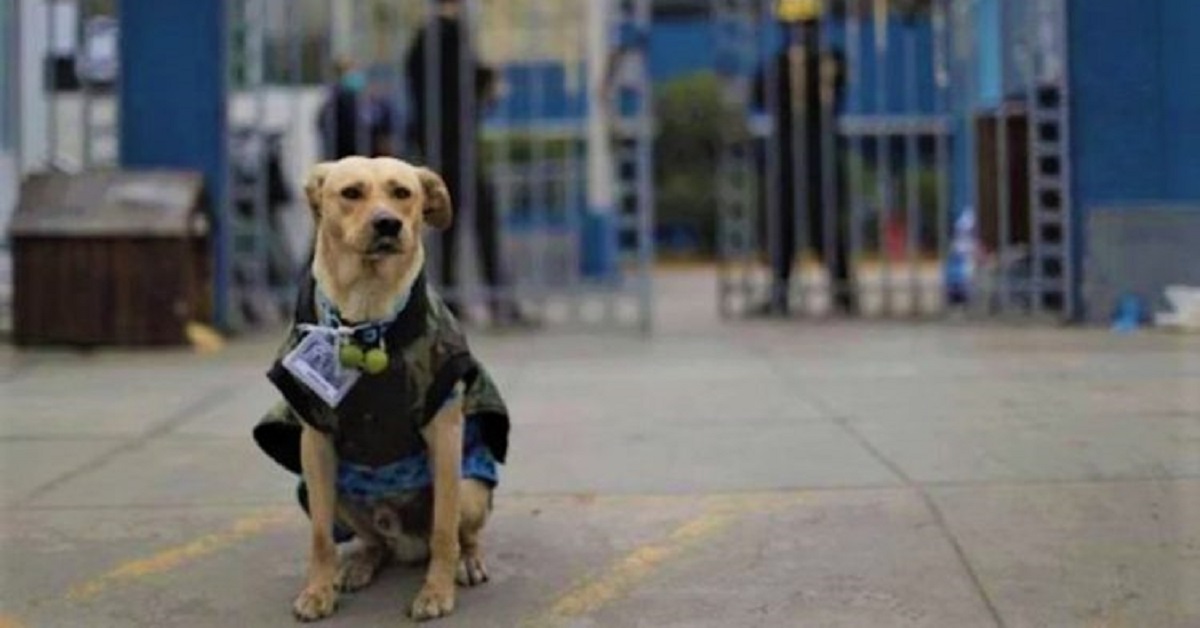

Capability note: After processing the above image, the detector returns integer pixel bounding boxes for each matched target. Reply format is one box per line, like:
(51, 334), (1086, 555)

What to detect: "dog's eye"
(392, 187), (412, 200)
(340, 187), (363, 201)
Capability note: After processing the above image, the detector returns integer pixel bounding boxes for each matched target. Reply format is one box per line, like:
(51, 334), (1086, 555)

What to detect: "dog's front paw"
(456, 555), (489, 587)
(409, 581), (456, 621)
(293, 583), (338, 622)
(336, 544), (387, 593)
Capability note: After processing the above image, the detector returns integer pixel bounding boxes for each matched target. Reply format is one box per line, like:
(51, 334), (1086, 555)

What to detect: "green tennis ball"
(363, 348), (389, 375)
(339, 343), (365, 368)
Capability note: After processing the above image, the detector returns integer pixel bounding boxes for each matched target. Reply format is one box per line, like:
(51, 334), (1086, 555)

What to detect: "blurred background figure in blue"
(317, 56), (396, 159)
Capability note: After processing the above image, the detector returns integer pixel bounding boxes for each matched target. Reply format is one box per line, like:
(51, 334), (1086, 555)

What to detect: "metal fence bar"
(761, 0), (782, 313)
(632, 0), (654, 332)
(567, 2), (587, 322)
(6, 0), (21, 175)
(221, 0), (238, 328)
(80, 0), (94, 168)
(420, 0), (446, 291)
(460, 0), (479, 311)
(846, 0), (866, 315)
(1022, 5), (1042, 317)
(902, 12), (920, 315)
(111, 0), (122, 165)
(422, 0), (444, 171)
(872, 0), (892, 316)
(818, 0), (840, 316)
(255, 0), (271, 297)
(389, 0), (405, 160)
(613, 0), (646, 326)
(284, 0), (304, 296)
(321, 0), (335, 161)
(527, 0), (549, 320)
(499, 4), (523, 317)
(995, 7), (1011, 314)
(796, 18), (813, 315)
(352, 0), (369, 156)
(741, 4), (758, 315)
(959, 0), (983, 315)
(567, 3), (586, 323)
(932, 0), (950, 316)
(492, 1), (519, 316)
(713, 0), (749, 317)
(1058, 0), (1076, 319)
(45, 1), (58, 169)
(603, 2), (621, 326)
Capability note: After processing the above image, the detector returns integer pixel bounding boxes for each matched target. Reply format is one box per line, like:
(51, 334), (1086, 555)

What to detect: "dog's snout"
(372, 213), (403, 238)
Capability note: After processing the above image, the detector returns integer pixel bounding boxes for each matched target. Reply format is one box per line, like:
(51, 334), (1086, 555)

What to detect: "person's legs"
(771, 153), (797, 314)
(474, 176), (503, 313)
(440, 166), (464, 317)
(830, 143), (855, 313)
(440, 226), (461, 315)
(474, 174), (535, 326)
(808, 137), (854, 314)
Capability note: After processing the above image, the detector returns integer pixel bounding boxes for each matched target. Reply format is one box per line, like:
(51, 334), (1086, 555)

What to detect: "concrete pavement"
(2, 270), (1198, 627)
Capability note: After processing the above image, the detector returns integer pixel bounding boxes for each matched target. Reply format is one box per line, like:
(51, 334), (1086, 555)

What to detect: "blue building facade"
(1069, 0), (1200, 207)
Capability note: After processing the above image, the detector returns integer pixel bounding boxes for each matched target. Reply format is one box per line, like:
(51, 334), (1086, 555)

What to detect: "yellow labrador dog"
(253, 156), (511, 622)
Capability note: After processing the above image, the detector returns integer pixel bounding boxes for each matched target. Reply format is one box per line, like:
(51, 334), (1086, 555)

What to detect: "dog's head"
(305, 156), (452, 270)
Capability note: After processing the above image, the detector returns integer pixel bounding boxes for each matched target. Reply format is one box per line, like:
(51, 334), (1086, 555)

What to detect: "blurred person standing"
(405, 0), (530, 326)
(752, 0), (853, 316)
(317, 57), (396, 159)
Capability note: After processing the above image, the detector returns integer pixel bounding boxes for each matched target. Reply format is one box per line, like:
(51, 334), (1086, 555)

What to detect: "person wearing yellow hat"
(752, 0), (853, 315)
(776, 0), (822, 23)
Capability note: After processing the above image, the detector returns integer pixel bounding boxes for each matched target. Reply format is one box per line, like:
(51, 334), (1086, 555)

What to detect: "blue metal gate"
(714, 0), (1076, 320)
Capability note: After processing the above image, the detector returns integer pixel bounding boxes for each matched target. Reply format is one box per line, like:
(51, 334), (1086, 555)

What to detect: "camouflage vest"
(253, 273), (510, 475)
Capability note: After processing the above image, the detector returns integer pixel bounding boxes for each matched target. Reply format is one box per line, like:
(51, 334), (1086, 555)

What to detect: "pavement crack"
(15, 383), (240, 506)
(761, 354), (1006, 627)
(834, 417), (1008, 628)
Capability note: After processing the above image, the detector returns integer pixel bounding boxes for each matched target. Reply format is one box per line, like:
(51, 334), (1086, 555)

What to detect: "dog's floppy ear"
(304, 162), (334, 221)
(417, 167), (453, 230)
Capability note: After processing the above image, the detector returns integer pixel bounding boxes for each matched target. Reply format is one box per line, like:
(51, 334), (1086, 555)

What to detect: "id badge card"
(282, 332), (361, 408)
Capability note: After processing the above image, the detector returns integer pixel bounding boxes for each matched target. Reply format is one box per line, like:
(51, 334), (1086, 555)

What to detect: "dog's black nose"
(372, 215), (403, 238)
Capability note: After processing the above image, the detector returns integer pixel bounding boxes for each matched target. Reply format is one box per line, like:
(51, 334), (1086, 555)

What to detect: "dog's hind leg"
(456, 479), (491, 587)
(334, 502), (389, 593)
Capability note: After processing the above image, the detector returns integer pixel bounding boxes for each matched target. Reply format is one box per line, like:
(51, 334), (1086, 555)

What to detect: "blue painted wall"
(1160, 0), (1200, 201)
(119, 0), (229, 327)
(1069, 0), (1165, 208)
(975, 0), (1003, 106)
(1069, 0), (1200, 208)
(650, 19), (717, 81)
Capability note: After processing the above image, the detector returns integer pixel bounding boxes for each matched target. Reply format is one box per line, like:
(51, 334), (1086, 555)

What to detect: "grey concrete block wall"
(1083, 205), (1200, 325)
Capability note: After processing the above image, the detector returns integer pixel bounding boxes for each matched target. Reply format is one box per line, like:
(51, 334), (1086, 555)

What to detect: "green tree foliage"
(654, 71), (748, 256)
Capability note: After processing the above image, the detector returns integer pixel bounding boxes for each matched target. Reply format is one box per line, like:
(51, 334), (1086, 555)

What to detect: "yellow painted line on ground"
(530, 493), (804, 625)
(67, 508), (292, 601)
(546, 510), (736, 619)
